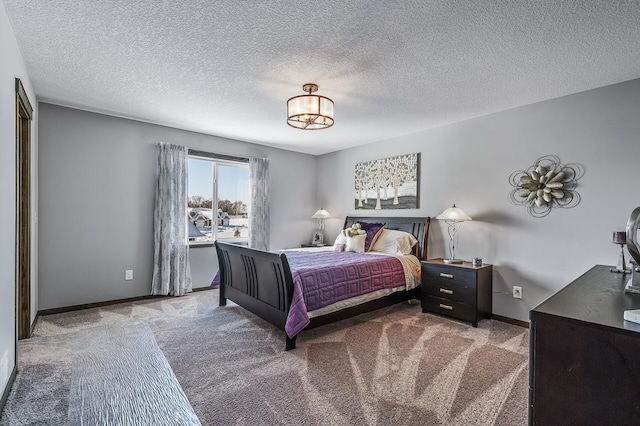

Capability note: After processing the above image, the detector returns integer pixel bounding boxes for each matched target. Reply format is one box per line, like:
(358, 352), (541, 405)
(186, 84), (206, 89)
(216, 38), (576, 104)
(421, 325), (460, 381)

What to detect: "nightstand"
(421, 258), (492, 327)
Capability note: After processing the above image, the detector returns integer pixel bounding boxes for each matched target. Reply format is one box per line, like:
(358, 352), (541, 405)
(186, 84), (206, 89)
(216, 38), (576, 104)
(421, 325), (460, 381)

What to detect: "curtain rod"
(188, 149), (250, 164)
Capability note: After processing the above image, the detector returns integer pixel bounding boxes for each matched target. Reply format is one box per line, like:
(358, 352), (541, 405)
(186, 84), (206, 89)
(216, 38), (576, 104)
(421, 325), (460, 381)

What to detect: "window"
(187, 152), (250, 245)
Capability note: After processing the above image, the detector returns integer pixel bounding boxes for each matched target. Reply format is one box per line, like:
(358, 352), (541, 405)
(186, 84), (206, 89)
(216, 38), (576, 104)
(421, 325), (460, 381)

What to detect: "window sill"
(189, 239), (248, 249)
(189, 242), (214, 248)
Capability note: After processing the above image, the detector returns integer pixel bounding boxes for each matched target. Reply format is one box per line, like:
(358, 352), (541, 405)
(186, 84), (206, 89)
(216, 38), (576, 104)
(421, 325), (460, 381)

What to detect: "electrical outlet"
(125, 269), (134, 281)
(513, 286), (522, 299)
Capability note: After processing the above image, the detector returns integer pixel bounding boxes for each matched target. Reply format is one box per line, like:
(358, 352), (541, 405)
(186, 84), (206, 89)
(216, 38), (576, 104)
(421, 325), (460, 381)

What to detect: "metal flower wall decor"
(508, 155), (584, 218)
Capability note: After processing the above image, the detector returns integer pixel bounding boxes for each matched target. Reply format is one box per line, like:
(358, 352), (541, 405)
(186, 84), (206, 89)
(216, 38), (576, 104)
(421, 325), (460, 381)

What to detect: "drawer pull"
(439, 288), (453, 295)
(439, 303), (453, 310)
(440, 273), (454, 279)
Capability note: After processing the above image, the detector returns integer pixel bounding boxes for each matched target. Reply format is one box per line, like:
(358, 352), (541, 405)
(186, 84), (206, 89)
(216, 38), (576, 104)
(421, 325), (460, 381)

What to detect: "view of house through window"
(188, 155), (250, 245)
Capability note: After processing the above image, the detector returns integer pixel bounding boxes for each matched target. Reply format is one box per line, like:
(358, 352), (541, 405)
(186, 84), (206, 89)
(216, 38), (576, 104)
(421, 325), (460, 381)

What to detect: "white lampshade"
(287, 83), (334, 130)
(312, 209), (331, 219)
(436, 204), (472, 222)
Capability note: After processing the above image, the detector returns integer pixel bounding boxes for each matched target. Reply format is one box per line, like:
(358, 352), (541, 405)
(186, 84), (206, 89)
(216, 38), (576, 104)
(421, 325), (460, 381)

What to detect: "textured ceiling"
(4, 0), (640, 155)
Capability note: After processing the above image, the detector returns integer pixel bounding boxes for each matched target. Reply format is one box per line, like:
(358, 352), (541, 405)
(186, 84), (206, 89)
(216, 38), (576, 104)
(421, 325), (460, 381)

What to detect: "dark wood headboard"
(343, 216), (431, 260)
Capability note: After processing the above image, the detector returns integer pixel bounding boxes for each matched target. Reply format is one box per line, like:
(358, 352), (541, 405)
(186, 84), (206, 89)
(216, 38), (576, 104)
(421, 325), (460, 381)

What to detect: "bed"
(214, 216), (430, 350)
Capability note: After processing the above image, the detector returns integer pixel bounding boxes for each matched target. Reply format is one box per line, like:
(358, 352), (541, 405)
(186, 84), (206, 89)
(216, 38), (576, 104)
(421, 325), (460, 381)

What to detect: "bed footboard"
(215, 241), (296, 348)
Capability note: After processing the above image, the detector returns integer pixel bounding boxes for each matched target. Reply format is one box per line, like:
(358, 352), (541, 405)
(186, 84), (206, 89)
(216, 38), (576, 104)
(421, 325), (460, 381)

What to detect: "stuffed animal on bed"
(332, 223), (368, 253)
(344, 223), (366, 237)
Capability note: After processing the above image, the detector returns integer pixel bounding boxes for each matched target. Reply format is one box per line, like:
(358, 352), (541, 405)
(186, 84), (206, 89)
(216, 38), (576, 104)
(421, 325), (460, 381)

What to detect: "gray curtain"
(249, 157), (269, 250)
(151, 142), (192, 296)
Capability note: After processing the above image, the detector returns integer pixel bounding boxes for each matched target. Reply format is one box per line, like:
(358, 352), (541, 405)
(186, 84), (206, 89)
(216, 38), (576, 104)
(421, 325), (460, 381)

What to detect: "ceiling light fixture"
(287, 83), (334, 130)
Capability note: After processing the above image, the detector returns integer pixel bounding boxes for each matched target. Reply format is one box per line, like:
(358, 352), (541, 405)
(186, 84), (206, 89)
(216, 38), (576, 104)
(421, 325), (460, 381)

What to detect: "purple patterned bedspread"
(284, 251), (405, 338)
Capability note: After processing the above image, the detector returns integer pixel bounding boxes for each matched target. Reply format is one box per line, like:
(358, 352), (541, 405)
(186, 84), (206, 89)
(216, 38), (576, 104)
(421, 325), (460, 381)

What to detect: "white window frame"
(188, 150), (249, 247)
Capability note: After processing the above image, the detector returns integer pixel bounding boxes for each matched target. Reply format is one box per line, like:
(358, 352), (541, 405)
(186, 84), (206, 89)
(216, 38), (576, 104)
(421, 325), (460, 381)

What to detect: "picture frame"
(311, 231), (323, 245)
(354, 152), (420, 210)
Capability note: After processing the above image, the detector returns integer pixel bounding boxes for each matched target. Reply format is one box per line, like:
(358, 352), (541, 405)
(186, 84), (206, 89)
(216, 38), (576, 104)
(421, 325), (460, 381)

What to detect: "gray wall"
(36, 79), (640, 320)
(0, 0), (38, 400)
(318, 78), (640, 322)
(38, 103), (317, 309)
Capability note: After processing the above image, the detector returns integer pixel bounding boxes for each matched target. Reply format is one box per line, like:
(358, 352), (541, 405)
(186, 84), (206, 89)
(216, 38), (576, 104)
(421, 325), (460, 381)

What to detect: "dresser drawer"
(422, 295), (475, 323)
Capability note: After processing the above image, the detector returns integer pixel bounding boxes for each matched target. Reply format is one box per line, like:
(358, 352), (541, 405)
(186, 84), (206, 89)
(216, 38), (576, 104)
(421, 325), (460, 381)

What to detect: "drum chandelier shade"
(287, 83), (334, 130)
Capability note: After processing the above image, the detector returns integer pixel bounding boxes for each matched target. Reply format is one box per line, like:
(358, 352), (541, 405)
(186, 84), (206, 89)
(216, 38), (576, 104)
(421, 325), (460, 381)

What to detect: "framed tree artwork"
(355, 153), (419, 210)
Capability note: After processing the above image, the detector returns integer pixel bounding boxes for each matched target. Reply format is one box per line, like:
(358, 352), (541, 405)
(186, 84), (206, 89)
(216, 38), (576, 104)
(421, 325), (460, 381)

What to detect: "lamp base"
(611, 267), (631, 274)
(611, 244), (630, 274)
(443, 258), (463, 264)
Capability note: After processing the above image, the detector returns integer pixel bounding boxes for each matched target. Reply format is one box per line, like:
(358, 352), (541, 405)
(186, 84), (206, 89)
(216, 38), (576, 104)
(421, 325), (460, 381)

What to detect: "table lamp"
(436, 204), (472, 264)
(311, 208), (331, 245)
(611, 231), (631, 274)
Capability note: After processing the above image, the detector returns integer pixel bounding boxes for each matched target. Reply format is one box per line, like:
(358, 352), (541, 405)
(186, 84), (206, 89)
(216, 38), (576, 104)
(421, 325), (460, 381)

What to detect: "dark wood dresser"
(529, 265), (640, 425)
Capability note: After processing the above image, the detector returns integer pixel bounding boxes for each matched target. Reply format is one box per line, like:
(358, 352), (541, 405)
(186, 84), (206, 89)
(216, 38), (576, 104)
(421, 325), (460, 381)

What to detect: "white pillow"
(345, 234), (366, 253)
(370, 229), (418, 255)
(333, 232), (347, 251)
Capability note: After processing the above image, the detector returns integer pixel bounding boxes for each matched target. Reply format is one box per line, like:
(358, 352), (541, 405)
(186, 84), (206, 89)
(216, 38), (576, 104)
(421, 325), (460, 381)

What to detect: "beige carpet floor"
(1, 289), (529, 425)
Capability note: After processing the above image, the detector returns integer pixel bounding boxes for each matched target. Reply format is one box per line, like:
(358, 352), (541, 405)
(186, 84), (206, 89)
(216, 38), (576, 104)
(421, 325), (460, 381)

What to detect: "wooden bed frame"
(215, 216), (431, 350)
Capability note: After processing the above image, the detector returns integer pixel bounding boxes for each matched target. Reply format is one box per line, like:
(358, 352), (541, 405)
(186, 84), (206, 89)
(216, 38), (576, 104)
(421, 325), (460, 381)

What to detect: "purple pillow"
(357, 222), (385, 252)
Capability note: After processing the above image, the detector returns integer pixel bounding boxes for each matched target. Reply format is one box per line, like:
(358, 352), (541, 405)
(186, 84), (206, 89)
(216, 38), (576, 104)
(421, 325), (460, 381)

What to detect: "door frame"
(15, 78), (33, 341)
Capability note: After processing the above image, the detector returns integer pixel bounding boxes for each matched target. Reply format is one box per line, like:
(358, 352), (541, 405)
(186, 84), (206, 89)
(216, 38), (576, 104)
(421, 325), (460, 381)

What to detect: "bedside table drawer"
(421, 277), (476, 302)
(422, 268), (475, 302)
(422, 296), (474, 322)
(422, 264), (476, 287)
